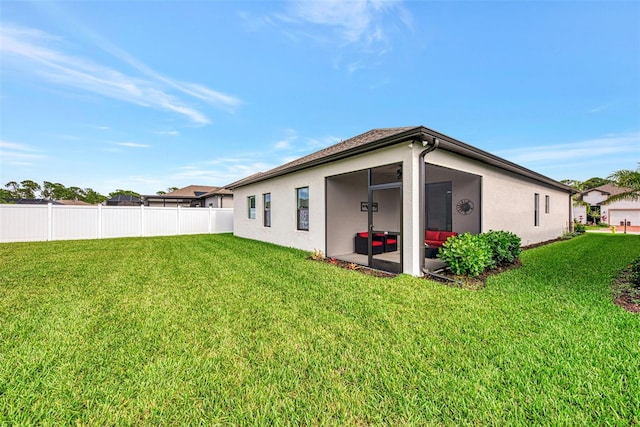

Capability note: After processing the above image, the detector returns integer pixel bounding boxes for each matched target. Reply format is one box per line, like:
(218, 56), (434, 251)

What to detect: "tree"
(19, 180), (41, 199)
(42, 181), (69, 200)
(4, 181), (19, 197)
(109, 189), (141, 199)
(560, 179), (583, 190)
(581, 177), (613, 191)
(603, 166), (640, 204)
(156, 190), (167, 195)
(0, 189), (14, 203)
(83, 188), (107, 204)
(66, 186), (84, 200)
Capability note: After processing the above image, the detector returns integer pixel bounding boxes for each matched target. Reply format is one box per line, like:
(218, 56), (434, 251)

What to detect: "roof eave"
(429, 132), (575, 192)
(229, 125), (573, 193)
(228, 127), (426, 189)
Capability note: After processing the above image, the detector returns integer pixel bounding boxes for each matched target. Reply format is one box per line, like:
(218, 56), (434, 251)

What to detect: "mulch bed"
(426, 259), (522, 290)
(611, 266), (640, 313)
(308, 256), (397, 278)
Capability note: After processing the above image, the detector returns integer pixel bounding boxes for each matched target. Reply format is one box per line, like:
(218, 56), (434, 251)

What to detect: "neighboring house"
(106, 195), (142, 206)
(56, 200), (93, 206)
(2, 198), (61, 205)
(228, 126), (574, 276)
(141, 185), (234, 208)
(573, 184), (639, 226)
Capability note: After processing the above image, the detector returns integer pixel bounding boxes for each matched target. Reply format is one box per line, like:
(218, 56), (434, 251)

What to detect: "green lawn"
(1, 233), (639, 425)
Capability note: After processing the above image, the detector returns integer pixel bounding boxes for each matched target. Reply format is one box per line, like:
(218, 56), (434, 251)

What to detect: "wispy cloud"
(0, 23), (242, 125)
(0, 140), (46, 166)
(588, 102), (614, 114)
(114, 142), (150, 148)
(495, 132), (640, 164)
(154, 130), (180, 136)
(273, 128), (298, 150)
(285, 0), (406, 45)
(251, 0), (412, 72)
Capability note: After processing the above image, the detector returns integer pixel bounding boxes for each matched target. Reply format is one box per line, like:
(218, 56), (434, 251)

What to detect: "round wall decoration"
(456, 199), (474, 215)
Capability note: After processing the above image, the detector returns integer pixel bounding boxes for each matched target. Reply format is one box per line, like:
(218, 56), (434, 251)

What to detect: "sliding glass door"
(368, 165), (402, 273)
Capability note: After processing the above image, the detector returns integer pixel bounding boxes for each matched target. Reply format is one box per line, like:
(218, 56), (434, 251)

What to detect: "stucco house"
(573, 184), (639, 226)
(141, 185), (234, 208)
(229, 126), (574, 276)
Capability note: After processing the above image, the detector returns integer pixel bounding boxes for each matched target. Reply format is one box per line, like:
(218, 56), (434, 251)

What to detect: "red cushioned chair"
(374, 233), (398, 252)
(424, 230), (457, 248)
(354, 232), (384, 255)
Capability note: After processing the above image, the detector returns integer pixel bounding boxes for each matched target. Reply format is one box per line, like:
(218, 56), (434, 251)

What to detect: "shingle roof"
(227, 126), (573, 192)
(3, 198), (61, 205)
(107, 195), (141, 202)
(56, 200), (92, 206)
(583, 184), (629, 197)
(164, 185), (220, 197)
(227, 127), (421, 188)
(201, 187), (233, 197)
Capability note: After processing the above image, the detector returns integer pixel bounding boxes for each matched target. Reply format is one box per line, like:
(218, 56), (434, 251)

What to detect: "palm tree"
(603, 167), (640, 204)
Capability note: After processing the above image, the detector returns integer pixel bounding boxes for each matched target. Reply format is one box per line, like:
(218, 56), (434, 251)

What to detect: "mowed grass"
(0, 233), (639, 425)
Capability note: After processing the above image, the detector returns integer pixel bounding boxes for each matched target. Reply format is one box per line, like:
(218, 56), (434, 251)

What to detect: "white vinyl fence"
(0, 204), (234, 243)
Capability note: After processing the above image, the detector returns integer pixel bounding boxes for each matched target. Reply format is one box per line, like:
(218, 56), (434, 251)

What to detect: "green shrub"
(574, 221), (586, 233)
(438, 233), (492, 277)
(483, 230), (521, 268)
(630, 257), (640, 288)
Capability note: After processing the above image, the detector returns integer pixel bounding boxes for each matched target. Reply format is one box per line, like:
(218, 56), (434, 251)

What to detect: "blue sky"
(1, 0), (639, 195)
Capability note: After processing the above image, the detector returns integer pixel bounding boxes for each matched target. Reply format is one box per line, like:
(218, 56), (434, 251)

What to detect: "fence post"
(98, 204), (102, 239)
(208, 205), (213, 234)
(177, 205), (181, 235)
(140, 204), (145, 237)
(47, 203), (53, 241)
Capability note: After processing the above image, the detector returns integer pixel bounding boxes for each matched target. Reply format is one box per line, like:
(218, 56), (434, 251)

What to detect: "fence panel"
(0, 205), (49, 242)
(0, 204), (234, 243)
(51, 206), (100, 241)
(180, 208), (210, 235)
(102, 206), (143, 238)
(213, 208), (234, 233)
(144, 207), (179, 237)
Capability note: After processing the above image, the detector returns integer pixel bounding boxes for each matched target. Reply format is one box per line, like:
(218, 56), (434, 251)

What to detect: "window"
(247, 195), (256, 219)
(534, 193), (540, 226)
(296, 187), (309, 231)
(263, 193), (271, 227)
(545, 195), (550, 214)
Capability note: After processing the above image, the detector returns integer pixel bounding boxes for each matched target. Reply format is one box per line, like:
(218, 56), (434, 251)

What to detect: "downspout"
(418, 137), (439, 269)
(418, 138), (464, 285)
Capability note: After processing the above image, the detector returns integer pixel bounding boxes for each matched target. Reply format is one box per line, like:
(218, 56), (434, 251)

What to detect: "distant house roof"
(3, 198), (61, 205)
(140, 185), (233, 205)
(200, 187), (233, 198)
(582, 184), (628, 197)
(578, 184), (633, 204)
(163, 185), (220, 197)
(56, 200), (92, 206)
(106, 195), (142, 206)
(227, 126), (574, 192)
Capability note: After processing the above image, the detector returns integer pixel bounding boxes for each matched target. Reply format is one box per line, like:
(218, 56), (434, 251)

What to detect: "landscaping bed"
(612, 262), (640, 313)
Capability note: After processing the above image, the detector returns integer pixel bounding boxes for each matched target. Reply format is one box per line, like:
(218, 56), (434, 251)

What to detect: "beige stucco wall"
(325, 171), (368, 256)
(423, 150), (571, 246)
(204, 195), (234, 209)
(232, 143), (421, 273)
(233, 142), (571, 276)
(425, 164), (481, 234)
